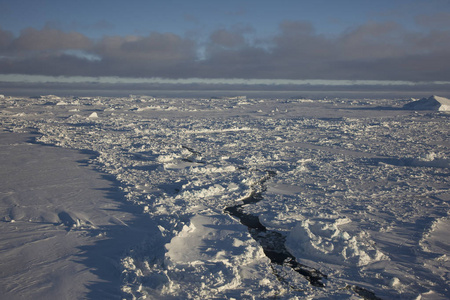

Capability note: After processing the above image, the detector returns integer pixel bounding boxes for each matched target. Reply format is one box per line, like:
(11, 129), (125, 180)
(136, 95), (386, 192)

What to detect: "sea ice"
(0, 94), (448, 299)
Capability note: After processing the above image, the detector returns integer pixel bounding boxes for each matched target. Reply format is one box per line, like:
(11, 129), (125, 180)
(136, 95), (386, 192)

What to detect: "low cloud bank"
(1, 20), (450, 82)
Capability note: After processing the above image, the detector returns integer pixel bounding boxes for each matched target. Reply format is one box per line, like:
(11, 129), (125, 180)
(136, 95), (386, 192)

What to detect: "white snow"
(403, 95), (450, 111)
(1, 95), (449, 299)
(88, 112), (99, 118)
(0, 132), (159, 299)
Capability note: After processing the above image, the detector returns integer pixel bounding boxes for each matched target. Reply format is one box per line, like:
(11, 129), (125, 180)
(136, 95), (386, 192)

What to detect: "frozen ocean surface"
(0, 95), (449, 299)
(0, 132), (160, 300)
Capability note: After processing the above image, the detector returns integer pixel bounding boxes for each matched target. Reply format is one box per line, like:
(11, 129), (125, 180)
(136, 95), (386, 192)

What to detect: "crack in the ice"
(224, 170), (328, 287)
(181, 145), (206, 163)
(181, 145), (202, 156)
(179, 146), (381, 297)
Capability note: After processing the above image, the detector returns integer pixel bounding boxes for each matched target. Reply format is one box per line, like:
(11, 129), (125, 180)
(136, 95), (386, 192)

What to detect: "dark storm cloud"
(1, 19), (450, 81)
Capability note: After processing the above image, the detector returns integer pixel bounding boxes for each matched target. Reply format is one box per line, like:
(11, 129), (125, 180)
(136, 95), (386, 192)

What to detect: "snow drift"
(403, 95), (450, 111)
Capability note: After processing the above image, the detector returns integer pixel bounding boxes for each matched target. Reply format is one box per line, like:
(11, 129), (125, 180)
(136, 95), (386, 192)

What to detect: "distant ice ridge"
(403, 95), (450, 111)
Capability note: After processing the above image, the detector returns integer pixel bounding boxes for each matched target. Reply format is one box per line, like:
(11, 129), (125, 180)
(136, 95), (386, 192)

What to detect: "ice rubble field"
(1, 95), (449, 299)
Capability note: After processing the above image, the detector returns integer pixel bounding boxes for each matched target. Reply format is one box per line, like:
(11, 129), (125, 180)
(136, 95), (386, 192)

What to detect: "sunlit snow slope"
(1, 95), (449, 299)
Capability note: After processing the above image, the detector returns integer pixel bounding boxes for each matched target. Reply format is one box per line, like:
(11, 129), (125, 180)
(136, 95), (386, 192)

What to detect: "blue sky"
(1, 0), (450, 94)
(1, 0), (444, 38)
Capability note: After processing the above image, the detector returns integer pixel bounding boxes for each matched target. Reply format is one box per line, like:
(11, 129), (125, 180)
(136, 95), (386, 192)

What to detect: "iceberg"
(403, 95), (450, 111)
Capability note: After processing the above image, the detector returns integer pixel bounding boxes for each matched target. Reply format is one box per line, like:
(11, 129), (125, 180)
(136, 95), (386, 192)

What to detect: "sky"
(1, 0), (450, 96)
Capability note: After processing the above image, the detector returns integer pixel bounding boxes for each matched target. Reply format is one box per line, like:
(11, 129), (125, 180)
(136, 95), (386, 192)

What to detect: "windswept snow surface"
(1, 95), (449, 299)
(0, 132), (161, 300)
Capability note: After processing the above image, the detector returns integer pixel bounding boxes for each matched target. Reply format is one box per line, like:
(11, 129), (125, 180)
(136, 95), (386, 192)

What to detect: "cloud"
(10, 27), (92, 52)
(0, 28), (14, 49)
(415, 12), (450, 29)
(91, 33), (198, 78)
(0, 20), (450, 82)
(112, 33), (195, 61)
(264, 20), (450, 81)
